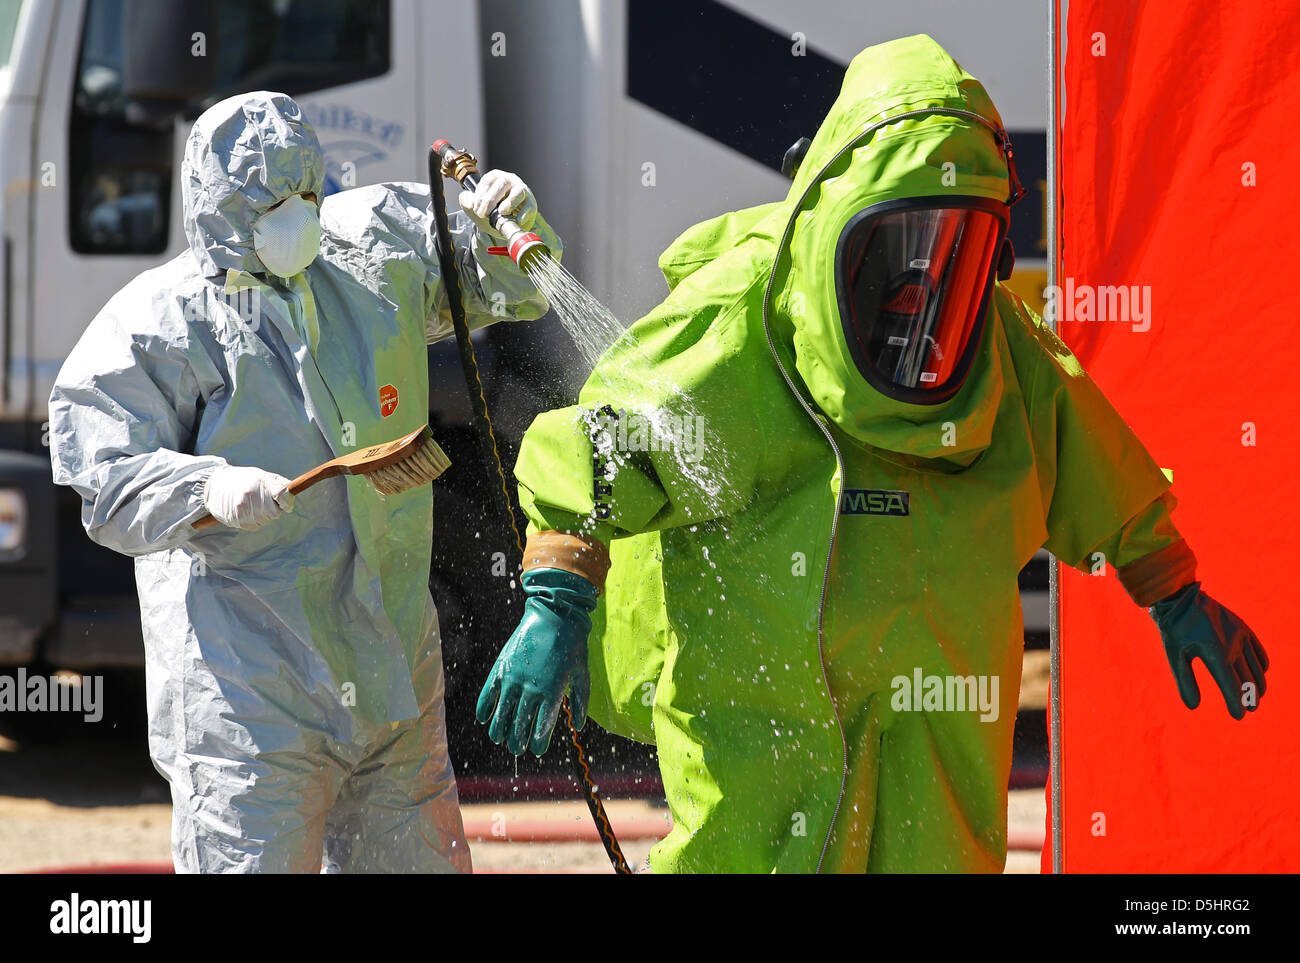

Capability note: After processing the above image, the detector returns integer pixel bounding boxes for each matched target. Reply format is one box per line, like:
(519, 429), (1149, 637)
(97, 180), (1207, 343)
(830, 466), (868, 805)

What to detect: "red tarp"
(1046, 0), (1300, 871)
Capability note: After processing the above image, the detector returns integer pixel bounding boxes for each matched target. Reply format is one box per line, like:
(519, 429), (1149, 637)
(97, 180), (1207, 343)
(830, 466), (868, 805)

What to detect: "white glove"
(202, 466), (294, 531)
(458, 169), (537, 239)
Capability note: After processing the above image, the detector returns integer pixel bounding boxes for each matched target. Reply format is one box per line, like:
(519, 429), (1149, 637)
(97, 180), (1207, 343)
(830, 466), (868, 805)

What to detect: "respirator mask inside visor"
(835, 195), (1009, 405)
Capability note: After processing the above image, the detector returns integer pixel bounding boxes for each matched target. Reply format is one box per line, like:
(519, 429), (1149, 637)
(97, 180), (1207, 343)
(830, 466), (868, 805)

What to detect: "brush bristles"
(367, 432), (451, 495)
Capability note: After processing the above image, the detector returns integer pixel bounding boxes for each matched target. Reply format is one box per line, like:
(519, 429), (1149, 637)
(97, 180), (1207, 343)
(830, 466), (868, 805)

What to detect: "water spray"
(426, 144), (631, 875)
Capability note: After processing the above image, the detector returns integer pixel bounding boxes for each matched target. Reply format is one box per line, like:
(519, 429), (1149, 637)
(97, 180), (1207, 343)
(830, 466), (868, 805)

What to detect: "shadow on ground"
(0, 668), (167, 807)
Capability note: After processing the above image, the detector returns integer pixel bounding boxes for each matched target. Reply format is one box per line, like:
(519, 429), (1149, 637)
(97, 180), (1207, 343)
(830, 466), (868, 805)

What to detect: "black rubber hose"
(427, 146), (631, 875)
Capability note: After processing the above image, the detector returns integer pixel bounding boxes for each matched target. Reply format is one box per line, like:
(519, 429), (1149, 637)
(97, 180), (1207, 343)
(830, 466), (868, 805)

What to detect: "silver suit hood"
(181, 90), (326, 277)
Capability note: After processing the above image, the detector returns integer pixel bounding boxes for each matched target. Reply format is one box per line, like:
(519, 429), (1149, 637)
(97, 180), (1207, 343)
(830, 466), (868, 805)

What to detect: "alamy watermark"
(1043, 277), (1152, 332)
(50, 893), (150, 942)
(583, 405), (707, 464)
(0, 669), (102, 722)
(890, 669), (1000, 722)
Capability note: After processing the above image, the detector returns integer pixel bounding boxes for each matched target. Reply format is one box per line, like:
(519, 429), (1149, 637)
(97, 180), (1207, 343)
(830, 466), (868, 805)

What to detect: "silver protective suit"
(47, 92), (561, 873)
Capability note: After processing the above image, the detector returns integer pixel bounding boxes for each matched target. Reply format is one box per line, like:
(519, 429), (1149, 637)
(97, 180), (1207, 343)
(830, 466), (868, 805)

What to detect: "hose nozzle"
(431, 140), (551, 270)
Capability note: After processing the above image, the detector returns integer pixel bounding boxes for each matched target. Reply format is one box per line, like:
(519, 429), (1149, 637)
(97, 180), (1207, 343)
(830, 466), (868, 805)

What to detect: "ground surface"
(0, 686), (1044, 874)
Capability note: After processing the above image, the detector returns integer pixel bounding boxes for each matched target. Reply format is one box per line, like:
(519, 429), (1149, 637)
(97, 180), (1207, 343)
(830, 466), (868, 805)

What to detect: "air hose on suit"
(426, 143), (631, 875)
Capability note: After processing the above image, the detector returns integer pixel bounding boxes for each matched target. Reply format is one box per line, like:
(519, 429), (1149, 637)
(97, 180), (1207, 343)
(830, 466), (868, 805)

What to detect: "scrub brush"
(193, 426), (450, 529)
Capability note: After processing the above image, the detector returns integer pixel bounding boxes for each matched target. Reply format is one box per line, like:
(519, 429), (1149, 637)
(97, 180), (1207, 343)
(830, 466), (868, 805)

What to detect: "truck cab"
(0, 0), (484, 667)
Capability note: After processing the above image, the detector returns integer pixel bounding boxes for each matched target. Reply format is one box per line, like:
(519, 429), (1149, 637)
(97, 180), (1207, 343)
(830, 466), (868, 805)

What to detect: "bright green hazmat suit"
(513, 35), (1190, 873)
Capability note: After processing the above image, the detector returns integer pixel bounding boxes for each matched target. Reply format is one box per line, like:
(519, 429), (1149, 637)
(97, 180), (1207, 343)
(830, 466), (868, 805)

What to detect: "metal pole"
(1047, 0), (1065, 876)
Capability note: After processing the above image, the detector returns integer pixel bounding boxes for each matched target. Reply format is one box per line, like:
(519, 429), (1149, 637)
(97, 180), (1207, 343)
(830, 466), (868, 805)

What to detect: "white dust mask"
(252, 193), (321, 278)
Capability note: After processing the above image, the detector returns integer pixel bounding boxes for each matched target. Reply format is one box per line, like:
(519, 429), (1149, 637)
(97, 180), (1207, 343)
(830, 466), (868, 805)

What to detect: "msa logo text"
(840, 489), (910, 517)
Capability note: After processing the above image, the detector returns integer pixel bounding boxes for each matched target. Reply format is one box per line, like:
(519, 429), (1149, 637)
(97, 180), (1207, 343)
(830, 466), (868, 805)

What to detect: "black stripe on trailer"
(625, 2), (1047, 260)
(626, 0), (842, 171)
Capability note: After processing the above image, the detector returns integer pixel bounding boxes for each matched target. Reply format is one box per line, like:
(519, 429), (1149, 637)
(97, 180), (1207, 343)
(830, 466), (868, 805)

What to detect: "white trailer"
(0, 1), (1049, 719)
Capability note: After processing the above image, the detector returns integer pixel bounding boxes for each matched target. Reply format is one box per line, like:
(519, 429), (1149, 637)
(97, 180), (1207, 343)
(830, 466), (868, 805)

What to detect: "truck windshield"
(69, 0), (391, 255)
(0, 0), (21, 69)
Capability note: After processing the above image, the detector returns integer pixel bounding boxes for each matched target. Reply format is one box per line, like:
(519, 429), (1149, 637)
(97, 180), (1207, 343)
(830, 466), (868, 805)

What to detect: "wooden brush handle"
(189, 426), (430, 531)
(285, 462), (345, 496)
(191, 463), (344, 530)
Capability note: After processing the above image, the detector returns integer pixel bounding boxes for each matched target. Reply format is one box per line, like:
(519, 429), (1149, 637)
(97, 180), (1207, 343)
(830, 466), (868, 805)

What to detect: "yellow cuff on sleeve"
(1117, 538), (1198, 607)
(522, 529), (611, 594)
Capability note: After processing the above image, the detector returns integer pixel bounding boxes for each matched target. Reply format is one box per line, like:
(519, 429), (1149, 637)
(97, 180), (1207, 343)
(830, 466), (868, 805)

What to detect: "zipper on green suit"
(761, 220), (850, 876)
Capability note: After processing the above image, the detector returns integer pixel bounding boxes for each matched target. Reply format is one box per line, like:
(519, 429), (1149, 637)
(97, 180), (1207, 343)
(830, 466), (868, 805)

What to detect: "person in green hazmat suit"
(475, 35), (1270, 873)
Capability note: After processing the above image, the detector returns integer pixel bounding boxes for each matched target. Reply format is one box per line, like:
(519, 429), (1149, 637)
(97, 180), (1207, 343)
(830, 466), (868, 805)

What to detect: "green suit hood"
(662, 34), (1017, 467)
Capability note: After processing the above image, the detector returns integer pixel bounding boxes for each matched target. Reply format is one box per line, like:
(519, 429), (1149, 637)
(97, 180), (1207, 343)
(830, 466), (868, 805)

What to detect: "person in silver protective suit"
(47, 91), (560, 873)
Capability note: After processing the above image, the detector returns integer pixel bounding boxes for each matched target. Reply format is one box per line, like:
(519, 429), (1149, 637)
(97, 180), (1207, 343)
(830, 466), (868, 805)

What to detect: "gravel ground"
(0, 697), (1044, 874)
(0, 793), (1043, 874)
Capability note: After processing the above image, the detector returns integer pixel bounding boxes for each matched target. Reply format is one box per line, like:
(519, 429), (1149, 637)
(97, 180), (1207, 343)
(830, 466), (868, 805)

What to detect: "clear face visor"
(837, 200), (1005, 403)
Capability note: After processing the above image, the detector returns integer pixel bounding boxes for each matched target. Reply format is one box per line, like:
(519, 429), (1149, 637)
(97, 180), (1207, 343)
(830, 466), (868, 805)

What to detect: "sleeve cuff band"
(522, 529), (611, 594)
(1117, 538), (1198, 607)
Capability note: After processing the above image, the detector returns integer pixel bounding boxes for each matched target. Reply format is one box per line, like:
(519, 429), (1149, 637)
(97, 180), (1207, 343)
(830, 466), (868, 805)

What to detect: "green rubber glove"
(476, 567), (597, 756)
(1150, 581), (1269, 720)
